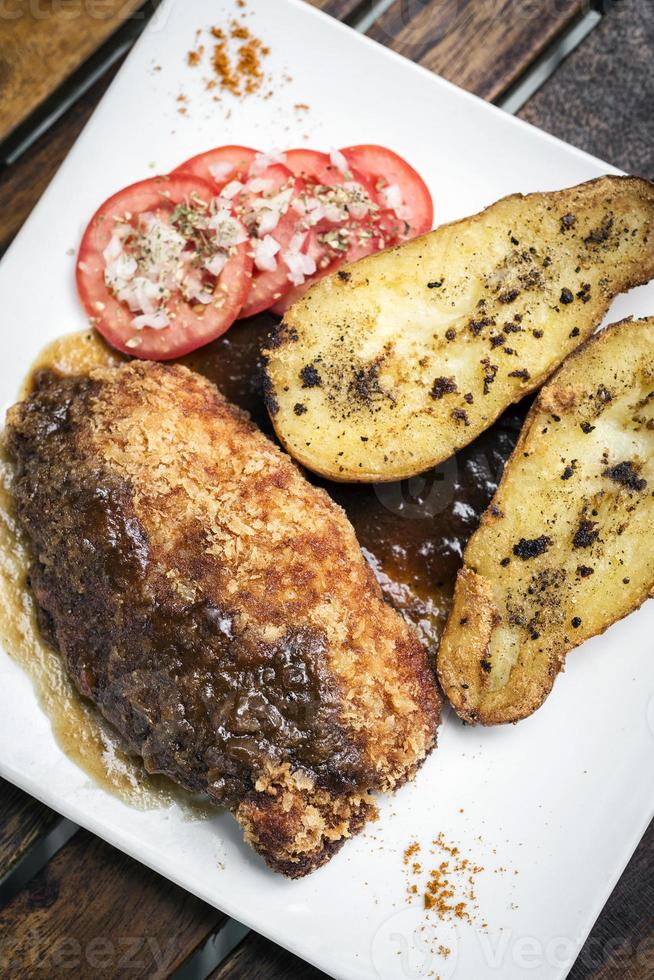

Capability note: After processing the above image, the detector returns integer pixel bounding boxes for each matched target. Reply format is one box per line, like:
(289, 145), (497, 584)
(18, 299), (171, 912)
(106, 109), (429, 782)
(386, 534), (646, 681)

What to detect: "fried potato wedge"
(263, 176), (654, 481)
(437, 317), (654, 724)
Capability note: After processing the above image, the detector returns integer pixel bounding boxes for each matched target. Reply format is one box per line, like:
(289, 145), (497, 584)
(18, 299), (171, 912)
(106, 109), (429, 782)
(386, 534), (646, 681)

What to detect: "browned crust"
(6, 361), (440, 875)
(437, 316), (654, 724)
(263, 175), (654, 483)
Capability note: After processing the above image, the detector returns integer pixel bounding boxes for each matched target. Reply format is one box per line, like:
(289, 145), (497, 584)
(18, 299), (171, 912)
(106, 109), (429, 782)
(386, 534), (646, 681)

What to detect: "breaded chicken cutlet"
(6, 361), (440, 876)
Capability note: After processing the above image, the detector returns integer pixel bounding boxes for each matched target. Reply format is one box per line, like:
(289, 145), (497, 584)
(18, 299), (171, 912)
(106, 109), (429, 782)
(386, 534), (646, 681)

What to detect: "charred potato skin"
(437, 317), (654, 725)
(263, 176), (654, 482)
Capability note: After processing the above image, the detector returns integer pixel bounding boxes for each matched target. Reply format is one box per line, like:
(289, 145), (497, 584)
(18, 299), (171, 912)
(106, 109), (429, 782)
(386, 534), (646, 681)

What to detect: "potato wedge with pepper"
(437, 317), (654, 724)
(263, 176), (654, 481)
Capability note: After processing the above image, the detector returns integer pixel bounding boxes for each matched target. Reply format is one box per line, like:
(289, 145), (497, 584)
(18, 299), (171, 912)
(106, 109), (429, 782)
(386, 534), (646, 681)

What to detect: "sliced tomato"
(238, 209), (300, 318)
(340, 144), (433, 238)
(172, 145), (259, 187)
(270, 280), (312, 316)
(272, 147), (431, 313)
(173, 146), (292, 196)
(271, 150), (387, 308)
(174, 148), (307, 317)
(271, 208), (406, 316)
(271, 184), (405, 316)
(76, 174), (253, 360)
(283, 148), (376, 197)
(216, 163), (305, 317)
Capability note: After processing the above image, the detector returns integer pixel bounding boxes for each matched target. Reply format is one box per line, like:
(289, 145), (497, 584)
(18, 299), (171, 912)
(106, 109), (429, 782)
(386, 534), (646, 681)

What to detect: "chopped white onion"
(129, 277), (163, 314)
(284, 251), (316, 286)
(209, 161), (236, 183)
(343, 181), (370, 220)
(323, 202), (347, 223)
(250, 187), (294, 213)
(132, 310), (170, 330)
(186, 278), (214, 305)
(220, 179), (244, 200)
(104, 252), (137, 284)
(246, 177), (275, 194)
(103, 231), (127, 264)
(256, 209), (281, 236)
(282, 232), (316, 285)
(380, 183), (402, 211)
(139, 210), (156, 223)
(248, 149), (287, 177)
(329, 147), (350, 175)
(208, 210), (248, 247)
(251, 186), (294, 236)
(253, 234), (281, 272)
(204, 252), (228, 277)
(380, 183), (412, 221)
(288, 231), (307, 252)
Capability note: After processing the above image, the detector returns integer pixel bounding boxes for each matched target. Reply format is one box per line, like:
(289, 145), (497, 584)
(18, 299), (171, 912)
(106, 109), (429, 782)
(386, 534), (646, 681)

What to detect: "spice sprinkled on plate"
(186, 5), (271, 99)
(402, 833), (510, 926)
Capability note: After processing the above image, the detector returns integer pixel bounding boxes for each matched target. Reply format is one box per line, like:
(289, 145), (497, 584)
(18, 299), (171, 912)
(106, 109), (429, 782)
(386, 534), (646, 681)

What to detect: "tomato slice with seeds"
(272, 148), (431, 314)
(174, 147), (307, 318)
(238, 209), (303, 319)
(217, 164), (305, 318)
(345, 207), (404, 263)
(271, 148), (390, 310)
(171, 145), (260, 187)
(340, 144), (433, 238)
(271, 207), (405, 316)
(76, 174), (253, 360)
(283, 148), (377, 197)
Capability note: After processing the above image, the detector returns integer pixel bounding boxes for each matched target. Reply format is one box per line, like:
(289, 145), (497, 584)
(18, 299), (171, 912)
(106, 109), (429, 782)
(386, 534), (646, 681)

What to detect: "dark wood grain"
(0, 779), (60, 882)
(0, 0), (145, 143)
(568, 820), (654, 979)
(519, 0), (654, 179)
(0, 828), (225, 977)
(0, 60), (122, 258)
(368, 0), (585, 100)
(305, 0), (365, 18)
(209, 931), (326, 980)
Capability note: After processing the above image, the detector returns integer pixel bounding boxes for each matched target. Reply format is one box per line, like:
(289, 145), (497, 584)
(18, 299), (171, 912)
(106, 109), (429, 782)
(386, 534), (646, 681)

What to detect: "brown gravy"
(0, 441), (209, 809)
(1, 319), (524, 802)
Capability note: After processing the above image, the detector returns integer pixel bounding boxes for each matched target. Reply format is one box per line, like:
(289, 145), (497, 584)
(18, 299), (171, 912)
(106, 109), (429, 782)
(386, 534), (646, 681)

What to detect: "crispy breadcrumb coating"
(6, 361), (440, 876)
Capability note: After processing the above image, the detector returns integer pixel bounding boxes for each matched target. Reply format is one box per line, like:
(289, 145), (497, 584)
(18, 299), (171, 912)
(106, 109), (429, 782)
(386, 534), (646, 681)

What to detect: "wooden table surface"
(1, 1), (653, 977)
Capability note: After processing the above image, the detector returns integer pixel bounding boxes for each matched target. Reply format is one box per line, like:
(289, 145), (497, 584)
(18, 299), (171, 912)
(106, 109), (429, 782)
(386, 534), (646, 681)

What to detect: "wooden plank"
(0, 60), (122, 258)
(568, 820), (654, 979)
(0, 828), (225, 977)
(519, 0), (654, 178)
(0, 0), (144, 143)
(0, 779), (61, 883)
(209, 931), (327, 980)
(304, 0), (364, 19)
(368, 0), (585, 101)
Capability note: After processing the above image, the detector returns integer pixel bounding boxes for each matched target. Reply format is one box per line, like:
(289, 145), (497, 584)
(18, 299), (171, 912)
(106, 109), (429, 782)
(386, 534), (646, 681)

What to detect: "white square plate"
(1, 2), (653, 978)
